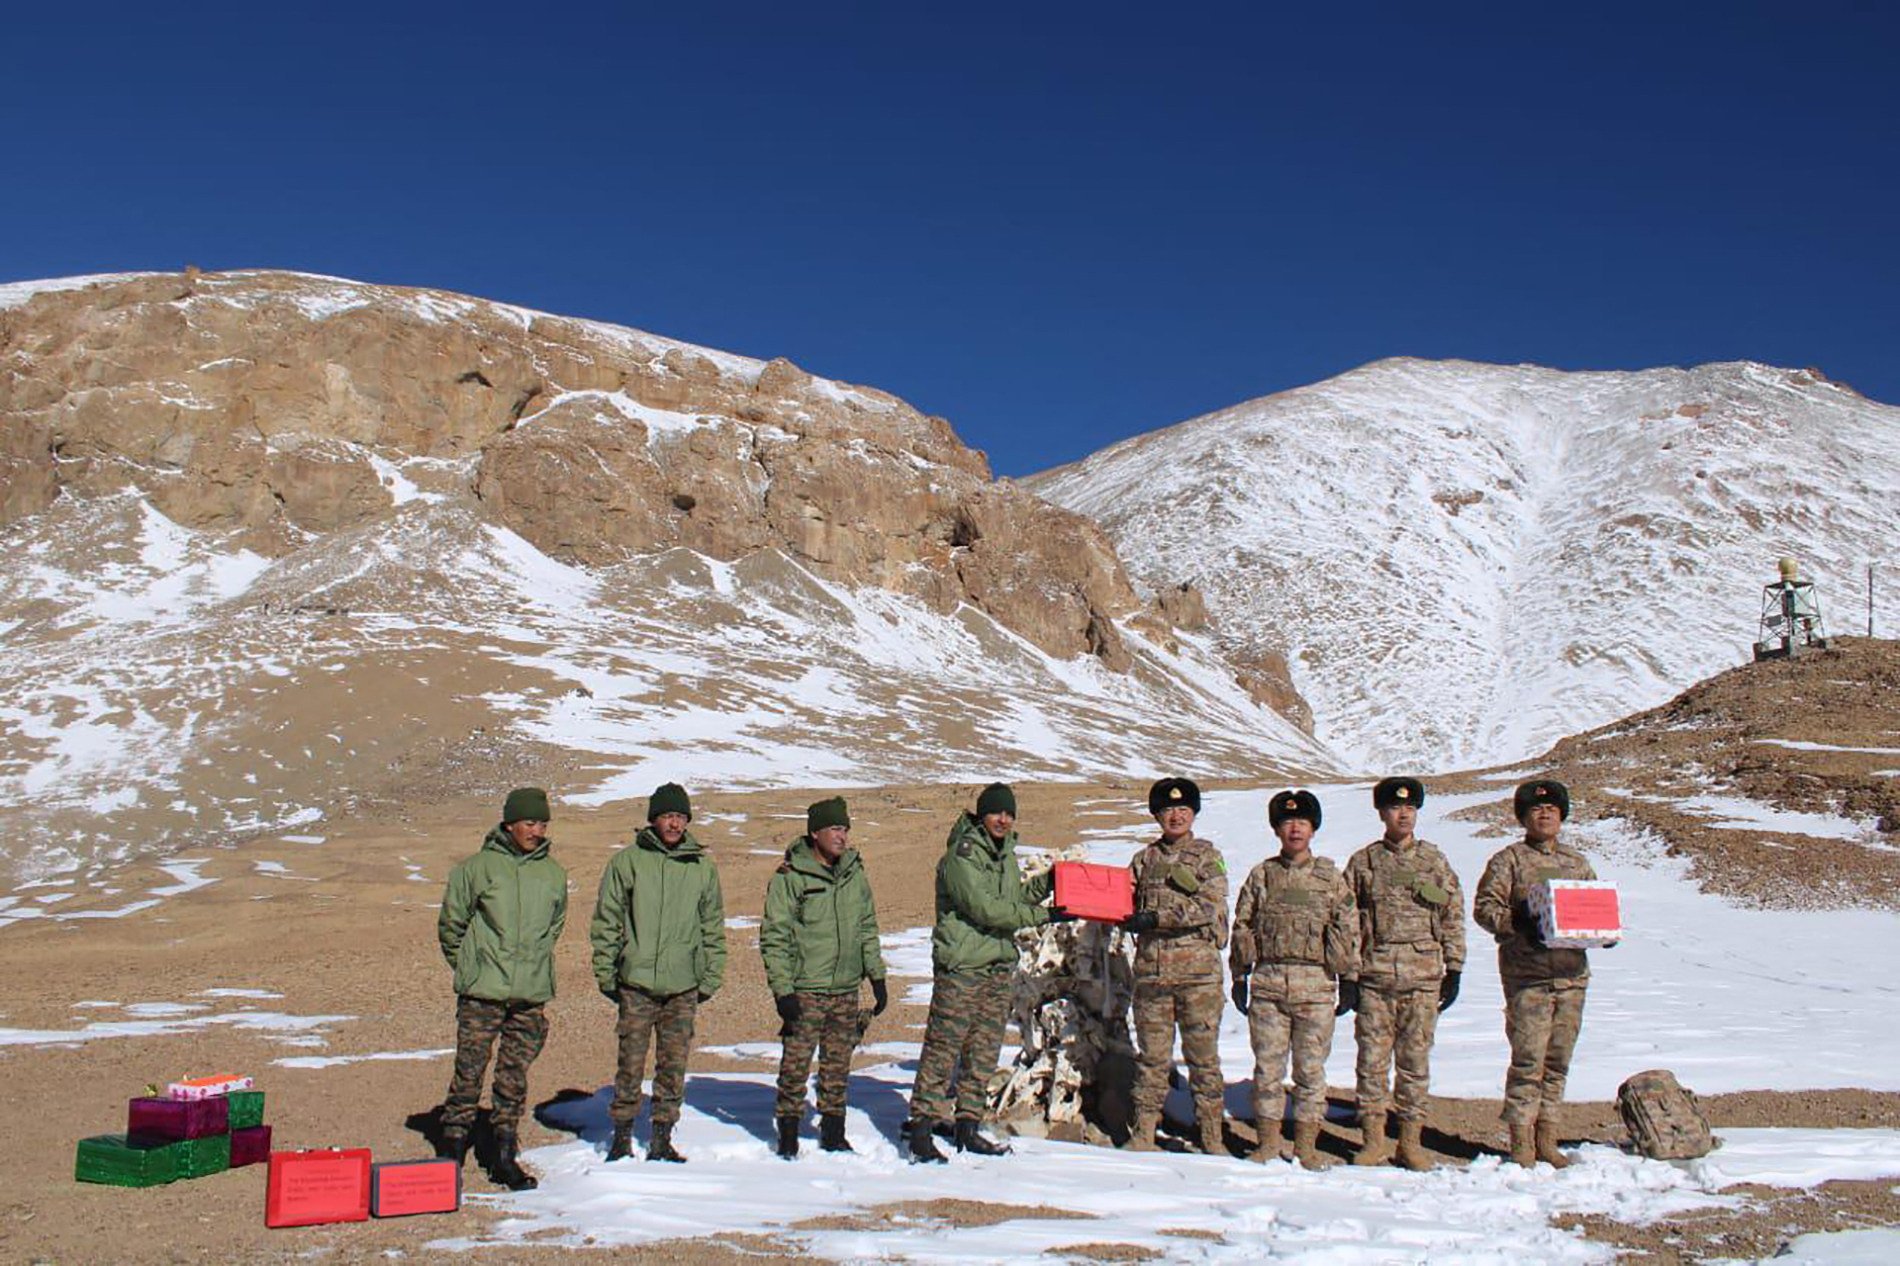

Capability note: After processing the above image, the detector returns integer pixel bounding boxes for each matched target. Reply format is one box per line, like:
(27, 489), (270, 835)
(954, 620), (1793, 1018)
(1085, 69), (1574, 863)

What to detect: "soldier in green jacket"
(760, 796), (888, 1159)
(904, 782), (1068, 1164)
(590, 783), (727, 1164)
(436, 786), (569, 1192)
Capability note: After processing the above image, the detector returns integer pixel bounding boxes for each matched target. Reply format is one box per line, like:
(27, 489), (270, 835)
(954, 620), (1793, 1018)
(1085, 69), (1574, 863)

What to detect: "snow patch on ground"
(272, 1047), (454, 1070)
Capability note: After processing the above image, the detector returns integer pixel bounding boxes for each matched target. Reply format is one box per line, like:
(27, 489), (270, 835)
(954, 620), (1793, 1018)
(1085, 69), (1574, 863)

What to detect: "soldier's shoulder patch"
(774, 861), (791, 875)
(956, 838), (975, 857)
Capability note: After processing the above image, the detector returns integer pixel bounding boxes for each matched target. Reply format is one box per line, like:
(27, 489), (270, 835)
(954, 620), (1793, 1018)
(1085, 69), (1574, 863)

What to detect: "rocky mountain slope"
(0, 271), (1333, 882)
(1029, 358), (1900, 772)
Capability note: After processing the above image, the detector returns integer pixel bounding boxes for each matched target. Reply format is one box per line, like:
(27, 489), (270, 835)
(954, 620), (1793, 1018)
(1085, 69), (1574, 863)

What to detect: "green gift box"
(226, 1090), (265, 1130)
(176, 1132), (231, 1179)
(75, 1133), (182, 1188)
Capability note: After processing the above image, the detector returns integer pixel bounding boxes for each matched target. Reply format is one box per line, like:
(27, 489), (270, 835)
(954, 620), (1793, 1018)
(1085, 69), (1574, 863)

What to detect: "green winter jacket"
(760, 838), (886, 997)
(931, 813), (1052, 975)
(590, 826), (727, 999)
(438, 827), (569, 1004)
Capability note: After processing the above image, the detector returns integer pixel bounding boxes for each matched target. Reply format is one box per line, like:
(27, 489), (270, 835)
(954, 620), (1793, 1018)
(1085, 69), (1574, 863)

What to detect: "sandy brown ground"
(4, 779), (1898, 1264)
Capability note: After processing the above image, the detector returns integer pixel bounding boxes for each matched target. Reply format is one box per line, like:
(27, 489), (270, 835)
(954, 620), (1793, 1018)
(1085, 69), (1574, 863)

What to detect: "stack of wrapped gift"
(75, 1074), (270, 1187)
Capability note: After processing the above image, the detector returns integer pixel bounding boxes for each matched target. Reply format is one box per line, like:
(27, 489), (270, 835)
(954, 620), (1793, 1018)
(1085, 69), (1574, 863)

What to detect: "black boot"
(819, 1114), (853, 1153)
(776, 1115), (801, 1159)
(954, 1119), (1011, 1156)
(606, 1122), (636, 1162)
(646, 1122), (686, 1163)
(906, 1118), (948, 1164)
(490, 1130), (538, 1191)
(435, 1126), (470, 1166)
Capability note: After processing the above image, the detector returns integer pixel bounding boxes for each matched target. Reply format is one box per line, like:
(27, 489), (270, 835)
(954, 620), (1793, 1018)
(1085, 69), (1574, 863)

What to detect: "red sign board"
(1053, 861), (1134, 923)
(266, 1149), (372, 1228)
(371, 1158), (462, 1218)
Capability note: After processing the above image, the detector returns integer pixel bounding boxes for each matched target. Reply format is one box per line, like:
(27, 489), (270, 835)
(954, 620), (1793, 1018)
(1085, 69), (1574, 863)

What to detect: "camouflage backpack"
(1616, 1069), (1715, 1160)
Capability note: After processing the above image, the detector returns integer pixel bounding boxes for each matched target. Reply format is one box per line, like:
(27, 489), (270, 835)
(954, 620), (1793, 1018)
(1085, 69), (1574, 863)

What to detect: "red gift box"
(128, 1094), (228, 1141)
(371, 1158), (462, 1218)
(1053, 861), (1134, 923)
(231, 1125), (273, 1168)
(266, 1149), (372, 1228)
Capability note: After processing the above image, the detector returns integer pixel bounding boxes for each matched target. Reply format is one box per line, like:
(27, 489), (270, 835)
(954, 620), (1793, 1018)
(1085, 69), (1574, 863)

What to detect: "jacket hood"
(484, 824), (552, 862)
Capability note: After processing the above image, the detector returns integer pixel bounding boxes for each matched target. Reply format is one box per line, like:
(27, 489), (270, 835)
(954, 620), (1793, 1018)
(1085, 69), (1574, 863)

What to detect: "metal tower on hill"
(1753, 557), (1830, 661)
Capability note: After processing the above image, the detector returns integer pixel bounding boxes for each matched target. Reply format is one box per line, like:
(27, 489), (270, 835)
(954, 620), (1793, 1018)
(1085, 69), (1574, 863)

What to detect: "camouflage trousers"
(1248, 993), (1336, 1126)
(1501, 979), (1587, 1125)
(443, 995), (548, 1132)
(1354, 983), (1441, 1121)
(611, 985), (698, 1127)
(775, 990), (865, 1117)
(909, 969), (1011, 1123)
(1132, 979), (1225, 1121)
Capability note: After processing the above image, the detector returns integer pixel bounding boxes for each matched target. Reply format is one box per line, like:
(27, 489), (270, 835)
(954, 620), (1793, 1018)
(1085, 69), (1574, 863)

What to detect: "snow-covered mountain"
(0, 272), (1336, 882)
(1028, 358), (1900, 772)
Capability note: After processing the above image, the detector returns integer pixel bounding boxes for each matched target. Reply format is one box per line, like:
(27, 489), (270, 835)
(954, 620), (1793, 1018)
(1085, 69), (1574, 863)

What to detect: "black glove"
(1512, 902), (1545, 946)
(775, 994), (802, 1027)
(1335, 978), (1360, 1016)
(1438, 969), (1461, 1013)
(1120, 910), (1159, 935)
(1047, 906), (1079, 924)
(871, 978), (889, 1015)
(1229, 978), (1249, 1015)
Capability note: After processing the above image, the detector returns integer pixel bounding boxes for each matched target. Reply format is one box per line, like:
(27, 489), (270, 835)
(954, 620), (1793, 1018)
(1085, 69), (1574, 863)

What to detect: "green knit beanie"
(502, 787), (551, 824)
(807, 796), (851, 834)
(647, 782), (693, 822)
(975, 782), (1017, 818)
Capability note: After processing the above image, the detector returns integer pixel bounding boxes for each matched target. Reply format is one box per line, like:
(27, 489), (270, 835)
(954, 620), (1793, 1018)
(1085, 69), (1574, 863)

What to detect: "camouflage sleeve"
(1325, 872), (1360, 980)
(698, 867), (727, 997)
(759, 868), (799, 998)
(1206, 847), (1231, 951)
(859, 871), (886, 981)
(1343, 849), (1374, 964)
(1434, 850), (1466, 971)
(437, 860), (474, 967)
(589, 855), (630, 994)
(1228, 868), (1258, 976)
(1472, 848), (1518, 941)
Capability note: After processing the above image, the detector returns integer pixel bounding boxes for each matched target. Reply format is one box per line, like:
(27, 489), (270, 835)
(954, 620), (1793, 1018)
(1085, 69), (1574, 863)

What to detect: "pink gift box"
(128, 1094), (229, 1141)
(231, 1125), (273, 1167)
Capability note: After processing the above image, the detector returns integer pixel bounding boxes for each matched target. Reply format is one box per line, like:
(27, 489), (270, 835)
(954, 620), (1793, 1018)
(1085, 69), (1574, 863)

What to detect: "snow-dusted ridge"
(1030, 357), (1900, 772)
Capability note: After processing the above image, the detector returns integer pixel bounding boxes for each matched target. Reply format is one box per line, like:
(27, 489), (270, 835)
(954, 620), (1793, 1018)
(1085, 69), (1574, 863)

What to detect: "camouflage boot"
(819, 1114), (854, 1154)
(1293, 1120), (1334, 1170)
(1198, 1113), (1226, 1157)
(490, 1130), (538, 1191)
(1508, 1122), (1536, 1168)
(606, 1122), (636, 1162)
(1395, 1119), (1433, 1172)
(435, 1127), (470, 1167)
(1124, 1111), (1160, 1152)
(775, 1115), (800, 1159)
(1352, 1111), (1392, 1167)
(646, 1122), (686, 1163)
(1534, 1119), (1572, 1170)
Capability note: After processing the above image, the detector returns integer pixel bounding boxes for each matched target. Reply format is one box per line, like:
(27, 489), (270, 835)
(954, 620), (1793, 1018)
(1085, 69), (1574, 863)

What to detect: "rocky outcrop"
(0, 270), (1172, 668)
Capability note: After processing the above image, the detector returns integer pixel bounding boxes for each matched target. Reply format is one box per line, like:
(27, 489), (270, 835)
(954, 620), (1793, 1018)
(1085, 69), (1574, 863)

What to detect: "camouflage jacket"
(1230, 853), (1358, 992)
(1473, 837), (1596, 987)
(1343, 836), (1466, 988)
(1129, 834), (1229, 984)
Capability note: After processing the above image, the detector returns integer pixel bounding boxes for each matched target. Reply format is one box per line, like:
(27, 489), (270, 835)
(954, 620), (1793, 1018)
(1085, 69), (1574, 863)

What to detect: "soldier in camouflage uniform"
(1230, 789), (1358, 1168)
(905, 783), (1068, 1163)
(1342, 776), (1466, 1170)
(436, 787), (569, 1192)
(590, 783), (727, 1164)
(1473, 779), (1602, 1169)
(761, 796), (889, 1159)
(1122, 777), (1231, 1155)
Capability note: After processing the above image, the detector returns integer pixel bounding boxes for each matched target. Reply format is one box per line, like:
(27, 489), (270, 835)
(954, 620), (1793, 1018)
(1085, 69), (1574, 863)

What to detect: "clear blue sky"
(7, 2), (1896, 475)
